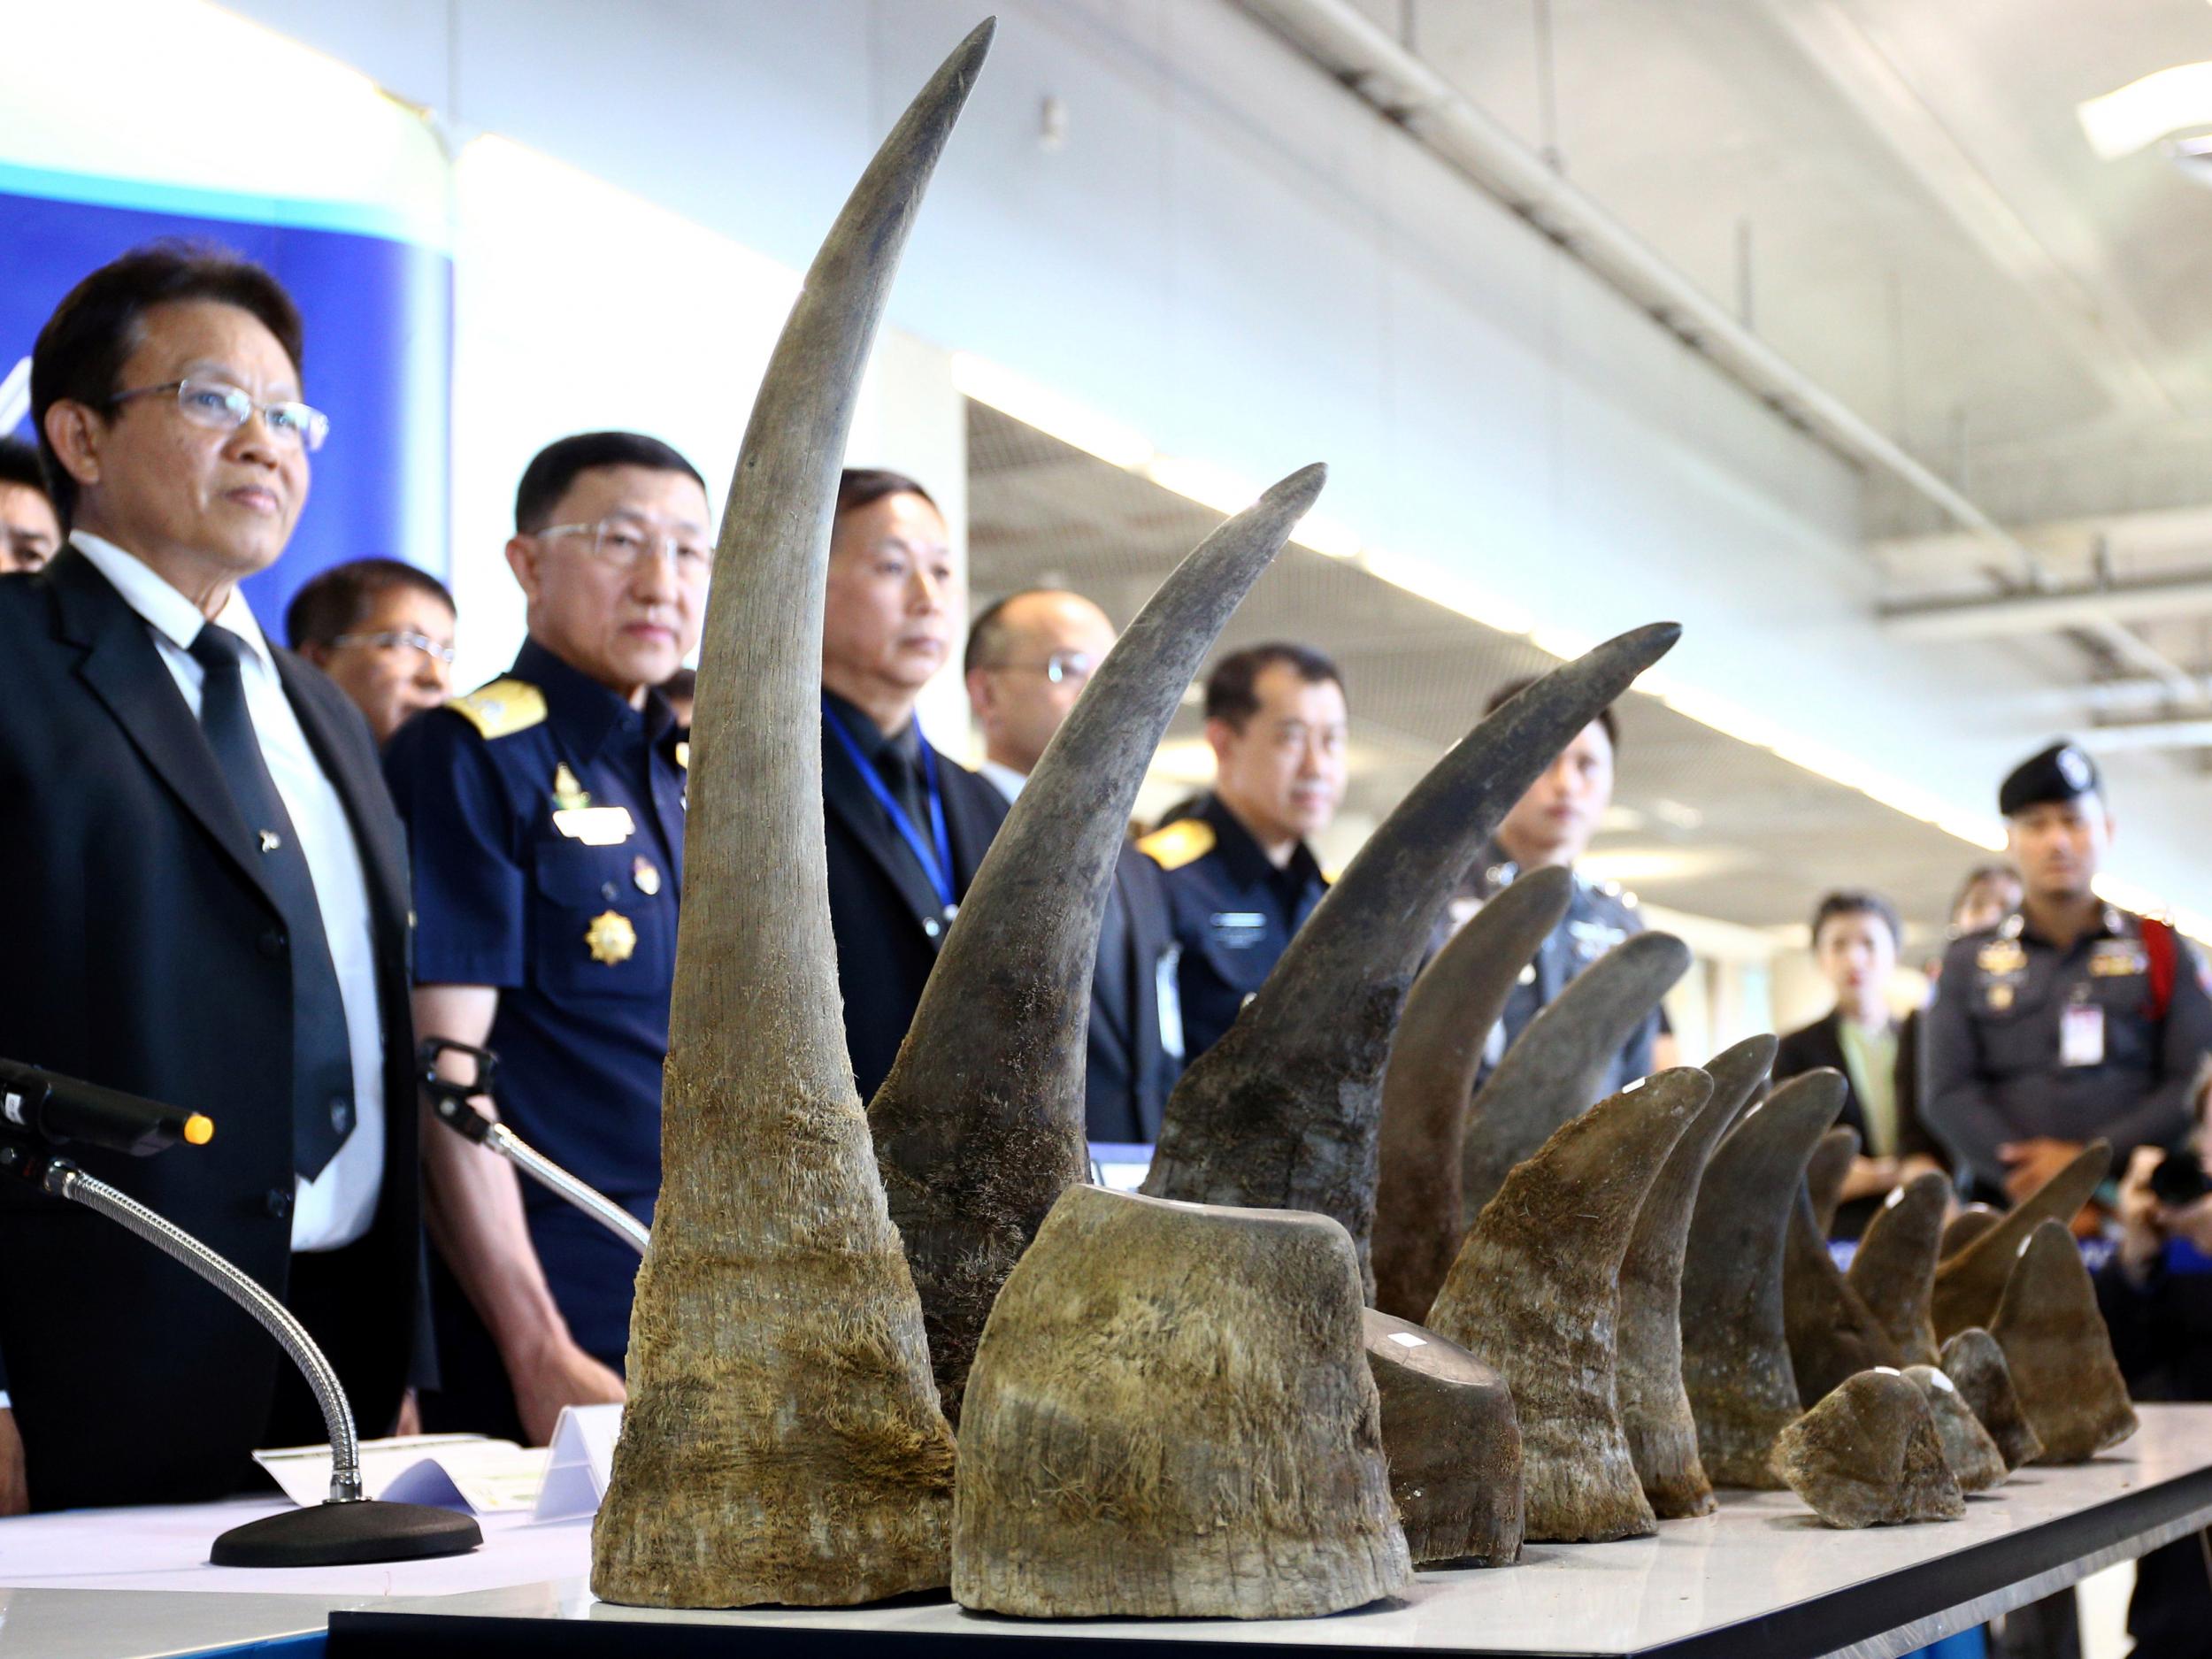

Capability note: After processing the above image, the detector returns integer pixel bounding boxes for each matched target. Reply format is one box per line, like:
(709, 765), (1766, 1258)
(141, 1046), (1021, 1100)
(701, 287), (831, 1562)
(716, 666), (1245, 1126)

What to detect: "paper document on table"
(534, 1402), (623, 1520)
(252, 1432), (547, 1514)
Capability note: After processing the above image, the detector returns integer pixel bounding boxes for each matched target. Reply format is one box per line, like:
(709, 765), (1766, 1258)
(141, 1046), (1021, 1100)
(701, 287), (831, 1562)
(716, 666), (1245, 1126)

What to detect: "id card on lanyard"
(2060, 995), (2105, 1067)
(821, 698), (957, 919)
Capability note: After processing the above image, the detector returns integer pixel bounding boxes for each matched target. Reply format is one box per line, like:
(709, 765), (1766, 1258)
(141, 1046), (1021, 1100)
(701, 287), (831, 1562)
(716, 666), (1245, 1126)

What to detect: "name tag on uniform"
(2061, 1002), (2105, 1067)
(2090, 941), (2148, 978)
(1209, 911), (1267, 949)
(553, 805), (636, 846)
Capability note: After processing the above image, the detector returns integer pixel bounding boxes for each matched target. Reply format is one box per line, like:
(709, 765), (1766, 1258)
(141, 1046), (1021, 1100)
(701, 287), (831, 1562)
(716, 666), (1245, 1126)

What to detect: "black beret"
(1999, 741), (2101, 817)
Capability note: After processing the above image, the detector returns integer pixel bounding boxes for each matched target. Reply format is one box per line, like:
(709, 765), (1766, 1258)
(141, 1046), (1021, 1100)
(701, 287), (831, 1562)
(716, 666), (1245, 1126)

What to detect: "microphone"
(0, 1059), (213, 1156)
(419, 1038), (650, 1255)
(0, 1063), (480, 1568)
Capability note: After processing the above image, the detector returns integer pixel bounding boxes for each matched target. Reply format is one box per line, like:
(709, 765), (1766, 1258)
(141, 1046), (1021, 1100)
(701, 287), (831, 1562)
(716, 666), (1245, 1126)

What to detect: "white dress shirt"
(73, 533), (385, 1251)
(978, 757), (1026, 803)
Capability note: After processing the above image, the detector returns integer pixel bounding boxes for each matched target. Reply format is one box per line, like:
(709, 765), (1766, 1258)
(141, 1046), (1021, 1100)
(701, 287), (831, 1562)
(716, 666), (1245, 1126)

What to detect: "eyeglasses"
(989, 649), (1096, 686)
(536, 518), (712, 580)
(110, 378), (329, 453)
(328, 629), (457, 666)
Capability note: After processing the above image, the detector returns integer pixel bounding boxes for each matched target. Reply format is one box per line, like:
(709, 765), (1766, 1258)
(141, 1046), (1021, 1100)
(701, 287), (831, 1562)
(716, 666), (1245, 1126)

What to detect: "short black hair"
(1950, 864), (2020, 918)
(31, 242), (304, 531)
(285, 557), (455, 651)
(664, 665), (696, 703)
(514, 432), (706, 534)
(837, 466), (936, 519)
(0, 436), (49, 498)
(1485, 674), (1620, 752)
(1203, 641), (1345, 730)
(1810, 888), (1902, 949)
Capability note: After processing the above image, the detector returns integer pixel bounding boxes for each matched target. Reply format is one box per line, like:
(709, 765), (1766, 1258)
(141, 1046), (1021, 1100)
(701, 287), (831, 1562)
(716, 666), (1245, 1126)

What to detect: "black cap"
(1999, 741), (2101, 818)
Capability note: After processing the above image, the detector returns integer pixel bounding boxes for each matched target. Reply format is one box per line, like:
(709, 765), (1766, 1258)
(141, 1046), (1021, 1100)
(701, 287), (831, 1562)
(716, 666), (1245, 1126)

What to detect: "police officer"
(1140, 642), (1347, 1065)
(1461, 680), (1662, 1096)
(1924, 741), (2212, 1209)
(384, 431), (706, 1442)
(965, 588), (1179, 1141)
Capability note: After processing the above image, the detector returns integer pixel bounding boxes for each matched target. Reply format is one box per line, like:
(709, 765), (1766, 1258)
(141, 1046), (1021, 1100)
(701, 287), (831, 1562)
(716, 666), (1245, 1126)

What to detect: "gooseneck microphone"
(0, 1059), (213, 1156)
(0, 1060), (480, 1567)
(419, 1038), (650, 1256)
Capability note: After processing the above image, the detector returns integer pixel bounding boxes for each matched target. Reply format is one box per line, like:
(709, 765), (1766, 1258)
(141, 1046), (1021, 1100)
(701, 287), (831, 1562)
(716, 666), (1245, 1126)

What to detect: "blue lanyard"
(821, 697), (956, 915)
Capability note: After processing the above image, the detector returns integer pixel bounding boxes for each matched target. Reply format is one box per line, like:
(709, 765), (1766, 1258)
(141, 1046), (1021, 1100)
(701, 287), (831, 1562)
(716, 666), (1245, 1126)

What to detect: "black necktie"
(188, 626), (355, 1181)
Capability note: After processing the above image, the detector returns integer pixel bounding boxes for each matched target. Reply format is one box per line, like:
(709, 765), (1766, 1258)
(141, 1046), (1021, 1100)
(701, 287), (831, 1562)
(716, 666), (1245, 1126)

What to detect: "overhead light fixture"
(1141, 455), (1264, 517)
(2076, 61), (2212, 159)
(949, 353), (1156, 470)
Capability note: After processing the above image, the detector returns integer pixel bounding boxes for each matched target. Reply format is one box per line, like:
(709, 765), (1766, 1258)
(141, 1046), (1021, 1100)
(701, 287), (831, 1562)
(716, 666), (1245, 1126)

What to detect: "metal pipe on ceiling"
(1234, 0), (2200, 707)
(1884, 571), (2212, 640)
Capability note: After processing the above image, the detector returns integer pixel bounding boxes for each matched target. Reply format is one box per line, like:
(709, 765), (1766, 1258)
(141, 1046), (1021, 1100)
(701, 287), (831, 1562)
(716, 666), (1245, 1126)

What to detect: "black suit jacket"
(1086, 844), (1179, 1142)
(820, 716), (1008, 1101)
(1773, 1008), (1941, 1238)
(0, 549), (425, 1509)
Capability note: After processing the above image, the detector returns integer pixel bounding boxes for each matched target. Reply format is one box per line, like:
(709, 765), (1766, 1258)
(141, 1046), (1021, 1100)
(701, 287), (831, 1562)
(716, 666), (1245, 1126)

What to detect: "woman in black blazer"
(1773, 890), (1947, 1239)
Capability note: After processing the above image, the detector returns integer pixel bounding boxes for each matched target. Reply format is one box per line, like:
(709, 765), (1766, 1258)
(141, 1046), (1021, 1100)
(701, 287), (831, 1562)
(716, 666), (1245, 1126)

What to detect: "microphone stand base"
(211, 1499), (483, 1567)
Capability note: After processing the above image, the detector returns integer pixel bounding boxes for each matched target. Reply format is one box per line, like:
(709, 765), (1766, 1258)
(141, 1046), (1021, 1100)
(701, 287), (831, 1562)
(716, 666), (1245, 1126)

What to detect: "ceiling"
(968, 398), (1982, 938)
(1276, 0), (2212, 755)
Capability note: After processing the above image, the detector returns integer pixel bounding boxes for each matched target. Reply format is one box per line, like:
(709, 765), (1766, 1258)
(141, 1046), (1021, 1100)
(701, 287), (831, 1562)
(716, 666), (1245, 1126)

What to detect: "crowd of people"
(2, 241), (2208, 1645)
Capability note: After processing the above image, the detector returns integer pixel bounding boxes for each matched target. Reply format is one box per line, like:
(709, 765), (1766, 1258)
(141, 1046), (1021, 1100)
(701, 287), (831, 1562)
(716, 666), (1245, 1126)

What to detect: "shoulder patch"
(444, 678), (547, 741)
(1139, 818), (1217, 872)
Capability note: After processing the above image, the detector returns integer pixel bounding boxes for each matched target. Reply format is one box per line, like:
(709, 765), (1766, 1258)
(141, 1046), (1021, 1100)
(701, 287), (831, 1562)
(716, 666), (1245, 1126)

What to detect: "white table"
(4, 1404), (2209, 1659)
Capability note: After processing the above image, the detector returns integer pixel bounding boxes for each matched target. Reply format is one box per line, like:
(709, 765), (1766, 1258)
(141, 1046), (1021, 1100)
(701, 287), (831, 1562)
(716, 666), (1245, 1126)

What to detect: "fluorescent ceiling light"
(1292, 510), (1364, 560)
(1356, 549), (1534, 634)
(949, 353), (1154, 470)
(1142, 455), (1265, 517)
(2077, 62), (2212, 159)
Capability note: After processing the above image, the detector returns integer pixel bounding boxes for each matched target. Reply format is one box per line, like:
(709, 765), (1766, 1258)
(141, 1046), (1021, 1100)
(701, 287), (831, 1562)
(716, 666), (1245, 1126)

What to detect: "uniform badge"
(1977, 940), (2027, 976)
(1986, 983), (2015, 1012)
(585, 910), (637, 964)
(633, 856), (662, 897)
(554, 805), (636, 846)
(553, 763), (591, 812)
(674, 741), (689, 772)
(2089, 940), (2147, 978)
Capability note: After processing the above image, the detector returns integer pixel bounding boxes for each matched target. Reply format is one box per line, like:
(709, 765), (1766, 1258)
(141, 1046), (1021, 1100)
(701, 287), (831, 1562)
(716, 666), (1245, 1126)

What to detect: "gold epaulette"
(444, 678), (547, 740)
(1138, 818), (1216, 872)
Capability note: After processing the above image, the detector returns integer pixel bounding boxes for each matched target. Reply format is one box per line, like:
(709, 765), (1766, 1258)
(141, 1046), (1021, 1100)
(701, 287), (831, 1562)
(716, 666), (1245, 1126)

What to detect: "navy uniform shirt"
(383, 637), (686, 1363)
(1923, 905), (2212, 1202)
(1139, 794), (1327, 1065)
(1468, 841), (1658, 1099)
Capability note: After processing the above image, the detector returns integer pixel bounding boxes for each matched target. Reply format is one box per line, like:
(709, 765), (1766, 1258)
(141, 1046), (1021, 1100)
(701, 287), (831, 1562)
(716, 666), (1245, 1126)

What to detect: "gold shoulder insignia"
(445, 679), (547, 741)
(1138, 818), (1216, 872)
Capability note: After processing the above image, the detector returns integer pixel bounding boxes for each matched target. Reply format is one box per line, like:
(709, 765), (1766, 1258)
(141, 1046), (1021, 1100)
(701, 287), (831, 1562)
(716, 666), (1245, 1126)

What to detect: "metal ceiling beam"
(2076, 717), (2212, 754)
(1882, 570), (2212, 640)
(1747, 0), (2178, 425)
(1233, 0), (2206, 709)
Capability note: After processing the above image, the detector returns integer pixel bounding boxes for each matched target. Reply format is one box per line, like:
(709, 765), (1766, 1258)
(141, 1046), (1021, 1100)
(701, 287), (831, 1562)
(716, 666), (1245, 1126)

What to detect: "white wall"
(192, 0), (2212, 910)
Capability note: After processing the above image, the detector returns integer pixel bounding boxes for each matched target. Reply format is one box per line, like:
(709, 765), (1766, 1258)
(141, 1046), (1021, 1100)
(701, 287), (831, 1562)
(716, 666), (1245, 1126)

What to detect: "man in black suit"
(819, 467), (1007, 1101)
(964, 588), (1179, 1141)
(0, 247), (425, 1511)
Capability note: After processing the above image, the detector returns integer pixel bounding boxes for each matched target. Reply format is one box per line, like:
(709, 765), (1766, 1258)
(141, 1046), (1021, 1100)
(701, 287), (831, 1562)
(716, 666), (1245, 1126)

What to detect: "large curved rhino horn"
(1931, 1140), (2110, 1342)
(1458, 928), (1692, 1226)
(592, 20), (994, 1611)
(1142, 622), (1682, 1286)
(870, 465), (1326, 1424)
(1371, 865), (1571, 1320)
